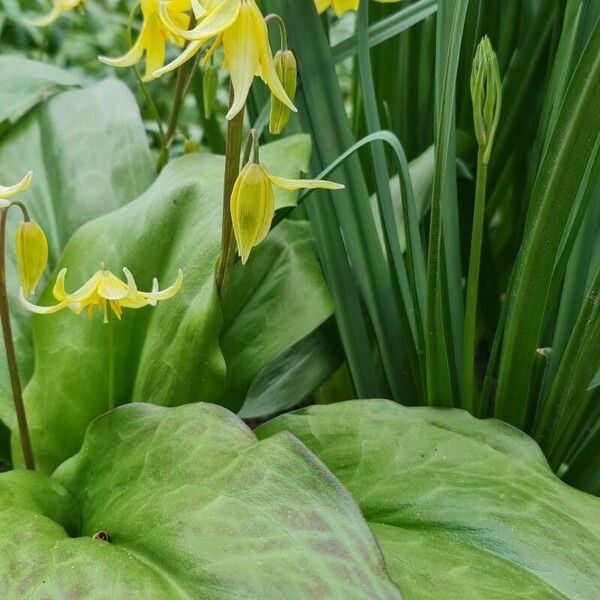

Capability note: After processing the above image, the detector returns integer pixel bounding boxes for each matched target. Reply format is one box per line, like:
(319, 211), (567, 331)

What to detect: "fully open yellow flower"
(315, 0), (401, 17)
(20, 265), (183, 324)
(231, 161), (343, 264)
(157, 0), (296, 120)
(25, 0), (84, 27)
(0, 171), (33, 208)
(99, 0), (191, 82)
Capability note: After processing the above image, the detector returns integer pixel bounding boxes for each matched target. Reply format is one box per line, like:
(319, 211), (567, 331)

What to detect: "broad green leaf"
(257, 400), (600, 600)
(239, 317), (343, 420)
(0, 56), (80, 130)
(222, 219), (334, 410)
(0, 76), (154, 430)
(0, 403), (400, 598)
(14, 135), (332, 473)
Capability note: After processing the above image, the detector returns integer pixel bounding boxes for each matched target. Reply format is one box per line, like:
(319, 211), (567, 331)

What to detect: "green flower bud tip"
(203, 65), (219, 120)
(184, 139), (199, 154)
(15, 220), (48, 298)
(269, 49), (298, 135)
(470, 36), (502, 163)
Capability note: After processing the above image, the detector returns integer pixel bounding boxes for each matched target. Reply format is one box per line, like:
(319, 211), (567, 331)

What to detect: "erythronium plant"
(0, 171), (42, 471)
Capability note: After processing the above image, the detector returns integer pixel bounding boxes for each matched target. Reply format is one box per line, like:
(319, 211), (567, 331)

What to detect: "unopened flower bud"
(269, 49), (297, 135)
(183, 138), (199, 154)
(231, 130), (343, 264)
(231, 163), (274, 265)
(15, 220), (48, 298)
(470, 36), (502, 163)
(203, 65), (219, 120)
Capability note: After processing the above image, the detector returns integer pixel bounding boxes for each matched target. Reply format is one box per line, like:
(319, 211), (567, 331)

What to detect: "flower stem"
(107, 319), (115, 412)
(0, 208), (35, 470)
(216, 85), (245, 300)
(462, 146), (488, 415)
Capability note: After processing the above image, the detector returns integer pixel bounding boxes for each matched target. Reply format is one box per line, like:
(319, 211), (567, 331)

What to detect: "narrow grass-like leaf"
(540, 266), (600, 468)
(356, 2), (425, 397)
(425, 0), (469, 407)
(495, 17), (600, 427)
(332, 0), (438, 63)
(563, 417), (600, 496)
(267, 0), (414, 403)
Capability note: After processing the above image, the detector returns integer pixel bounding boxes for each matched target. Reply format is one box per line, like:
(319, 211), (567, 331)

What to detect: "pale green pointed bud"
(15, 220), (48, 298)
(470, 36), (502, 164)
(269, 49), (297, 135)
(183, 138), (199, 154)
(203, 65), (219, 120)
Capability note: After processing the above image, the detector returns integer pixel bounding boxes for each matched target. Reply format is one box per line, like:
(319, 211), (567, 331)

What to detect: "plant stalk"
(0, 208), (35, 470)
(216, 86), (245, 300)
(463, 146), (488, 415)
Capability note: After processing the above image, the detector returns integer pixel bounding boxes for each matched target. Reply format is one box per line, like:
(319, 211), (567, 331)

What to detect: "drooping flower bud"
(269, 49), (297, 135)
(231, 163), (275, 265)
(231, 130), (343, 265)
(470, 36), (502, 164)
(15, 220), (48, 298)
(203, 65), (219, 120)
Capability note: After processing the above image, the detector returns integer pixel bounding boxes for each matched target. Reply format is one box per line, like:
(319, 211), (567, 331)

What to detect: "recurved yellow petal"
(0, 171), (33, 201)
(98, 26), (148, 69)
(164, 0), (240, 40)
(25, 0), (84, 27)
(267, 174), (344, 192)
(19, 288), (69, 315)
(139, 269), (183, 302)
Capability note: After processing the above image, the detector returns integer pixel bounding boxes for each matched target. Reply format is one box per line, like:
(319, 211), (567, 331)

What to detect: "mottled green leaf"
(0, 403), (400, 599)
(14, 135), (331, 473)
(0, 76), (154, 430)
(257, 400), (600, 600)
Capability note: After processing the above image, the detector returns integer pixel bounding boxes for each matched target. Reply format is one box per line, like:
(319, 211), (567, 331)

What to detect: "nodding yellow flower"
(231, 141), (343, 264)
(315, 0), (402, 17)
(20, 265), (183, 324)
(0, 171), (33, 208)
(25, 0), (84, 27)
(15, 221), (49, 298)
(99, 0), (191, 82)
(157, 0), (296, 120)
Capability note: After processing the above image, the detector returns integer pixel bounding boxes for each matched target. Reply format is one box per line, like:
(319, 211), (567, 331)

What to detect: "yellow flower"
(20, 265), (183, 324)
(157, 0), (296, 120)
(231, 159), (343, 264)
(315, 0), (402, 17)
(99, 0), (191, 82)
(25, 0), (84, 27)
(15, 221), (49, 298)
(0, 171), (33, 208)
